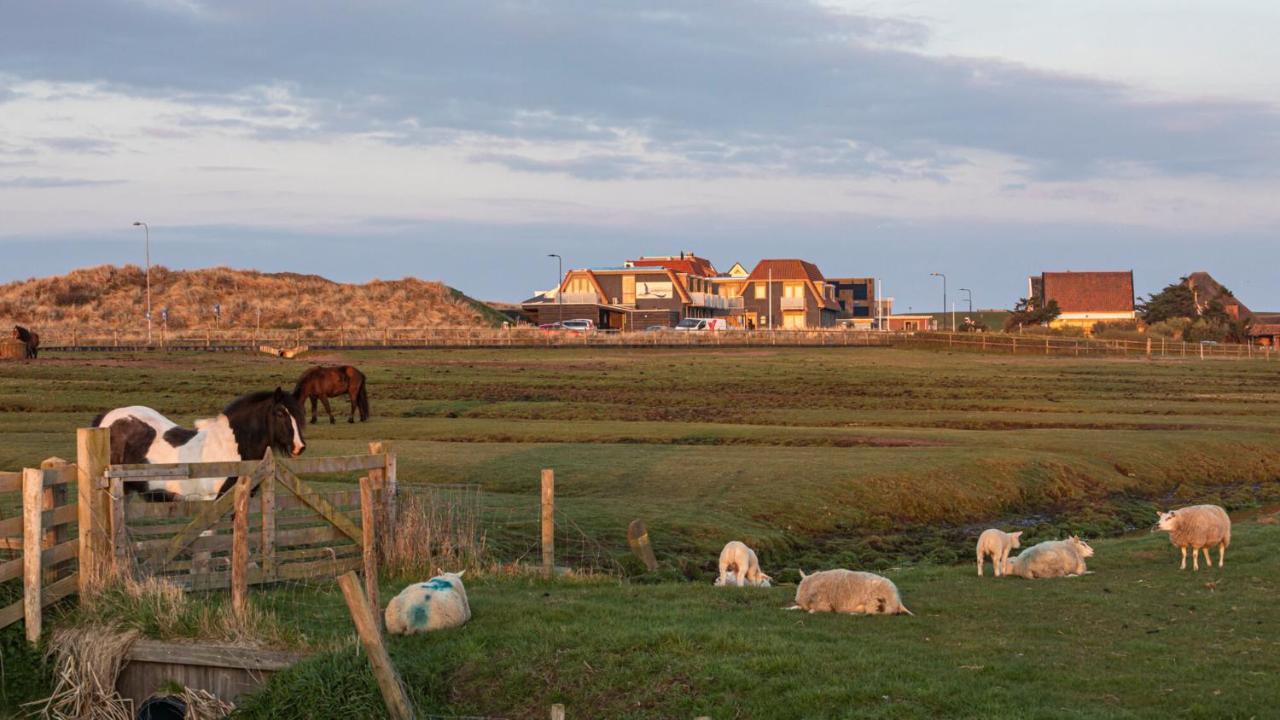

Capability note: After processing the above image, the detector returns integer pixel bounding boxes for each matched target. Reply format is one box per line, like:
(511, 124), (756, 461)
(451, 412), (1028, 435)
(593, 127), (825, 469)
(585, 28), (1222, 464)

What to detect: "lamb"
(975, 528), (1023, 577)
(1001, 536), (1094, 579)
(790, 569), (912, 615)
(714, 541), (772, 587)
(384, 571), (471, 635)
(1154, 505), (1231, 571)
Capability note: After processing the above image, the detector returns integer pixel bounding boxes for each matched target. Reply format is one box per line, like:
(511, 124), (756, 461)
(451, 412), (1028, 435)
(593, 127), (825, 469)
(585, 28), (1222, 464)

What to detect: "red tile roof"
(744, 259), (826, 284)
(1185, 272), (1251, 318)
(1040, 271), (1135, 313)
(628, 255), (718, 277)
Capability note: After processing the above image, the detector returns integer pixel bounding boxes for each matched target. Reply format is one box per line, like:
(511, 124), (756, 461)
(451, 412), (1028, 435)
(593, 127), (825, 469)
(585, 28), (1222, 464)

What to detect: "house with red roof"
(739, 259), (841, 329)
(1028, 270), (1136, 332)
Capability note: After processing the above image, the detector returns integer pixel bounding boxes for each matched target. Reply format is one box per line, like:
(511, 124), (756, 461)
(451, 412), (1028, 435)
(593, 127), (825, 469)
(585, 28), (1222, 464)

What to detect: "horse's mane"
(14, 326), (33, 343)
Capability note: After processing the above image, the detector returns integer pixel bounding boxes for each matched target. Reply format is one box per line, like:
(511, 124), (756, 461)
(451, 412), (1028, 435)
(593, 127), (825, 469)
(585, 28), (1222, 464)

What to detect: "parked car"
(673, 318), (727, 332)
(540, 318), (596, 335)
(644, 325), (671, 332)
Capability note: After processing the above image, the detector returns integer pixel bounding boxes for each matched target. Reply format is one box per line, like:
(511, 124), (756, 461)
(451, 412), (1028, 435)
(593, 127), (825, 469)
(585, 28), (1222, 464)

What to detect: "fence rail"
(0, 462), (79, 641)
(899, 331), (1277, 360)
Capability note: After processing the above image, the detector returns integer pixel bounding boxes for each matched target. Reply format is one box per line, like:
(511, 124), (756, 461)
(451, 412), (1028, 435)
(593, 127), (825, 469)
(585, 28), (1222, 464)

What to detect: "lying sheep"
(790, 569), (912, 615)
(1154, 505), (1231, 571)
(385, 571), (471, 635)
(1002, 537), (1093, 579)
(976, 528), (1023, 577)
(714, 541), (772, 587)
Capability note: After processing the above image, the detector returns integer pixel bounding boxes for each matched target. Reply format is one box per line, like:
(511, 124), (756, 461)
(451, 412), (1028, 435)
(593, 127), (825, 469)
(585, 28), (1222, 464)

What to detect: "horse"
(292, 365), (369, 424)
(92, 388), (307, 501)
(12, 326), (39, 359)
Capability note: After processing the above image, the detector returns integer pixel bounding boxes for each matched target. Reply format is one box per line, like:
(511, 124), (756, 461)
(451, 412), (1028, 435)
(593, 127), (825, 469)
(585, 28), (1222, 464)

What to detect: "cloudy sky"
(2, 1), (1278, 309)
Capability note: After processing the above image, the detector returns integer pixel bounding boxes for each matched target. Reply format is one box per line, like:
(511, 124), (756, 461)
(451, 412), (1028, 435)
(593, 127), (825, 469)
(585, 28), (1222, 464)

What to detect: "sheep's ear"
(456, 570), (466, 578)
(798, 569), (808, 579)
(1011, 531), (1022, 538)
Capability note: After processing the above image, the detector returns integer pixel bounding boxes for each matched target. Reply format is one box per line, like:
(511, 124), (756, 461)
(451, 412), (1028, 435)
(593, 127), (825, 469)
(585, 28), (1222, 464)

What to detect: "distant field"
(2, 347), (1279, 717)
(920, 309), (1011, 330)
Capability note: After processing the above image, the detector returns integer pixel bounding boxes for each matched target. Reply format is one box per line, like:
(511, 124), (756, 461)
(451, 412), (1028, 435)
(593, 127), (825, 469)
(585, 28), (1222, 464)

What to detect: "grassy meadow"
(2, 346), (1280, 718)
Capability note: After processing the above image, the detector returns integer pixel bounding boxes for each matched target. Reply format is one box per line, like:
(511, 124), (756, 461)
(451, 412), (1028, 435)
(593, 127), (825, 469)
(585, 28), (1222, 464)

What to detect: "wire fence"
(898, 331), (1277, 360)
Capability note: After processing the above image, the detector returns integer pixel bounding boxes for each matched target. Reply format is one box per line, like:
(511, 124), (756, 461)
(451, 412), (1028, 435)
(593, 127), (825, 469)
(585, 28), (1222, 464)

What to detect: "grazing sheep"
(714, 541), (772, 587)
(384, 571), (471, 635)
(1154, 505), (1231, 571)
(975, 529), (1023, 577)
(790, 569), (912, 616)
(1002, 537), (1094, 579)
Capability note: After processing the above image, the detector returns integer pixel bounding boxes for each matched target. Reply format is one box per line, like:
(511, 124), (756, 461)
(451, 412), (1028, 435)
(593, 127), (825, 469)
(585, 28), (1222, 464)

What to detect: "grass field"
(2, 347), (1279, 718)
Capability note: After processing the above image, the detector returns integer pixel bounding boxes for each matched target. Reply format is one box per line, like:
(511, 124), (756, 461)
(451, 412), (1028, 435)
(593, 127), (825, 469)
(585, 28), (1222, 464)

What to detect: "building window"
(783, 282), (804, 298)
(853, 306), (870, 317)
(754, 283), (767, 299)
(853, 284), (869, 300)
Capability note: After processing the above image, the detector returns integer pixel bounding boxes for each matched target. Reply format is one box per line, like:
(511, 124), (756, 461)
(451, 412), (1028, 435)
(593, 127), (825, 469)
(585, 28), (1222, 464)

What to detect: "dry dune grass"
(0, 264), (497, 329)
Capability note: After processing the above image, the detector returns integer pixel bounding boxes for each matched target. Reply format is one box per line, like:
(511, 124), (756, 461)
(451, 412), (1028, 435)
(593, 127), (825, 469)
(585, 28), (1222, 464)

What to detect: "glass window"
(754, 283), (767, 299)
(853, 284), (869, 300)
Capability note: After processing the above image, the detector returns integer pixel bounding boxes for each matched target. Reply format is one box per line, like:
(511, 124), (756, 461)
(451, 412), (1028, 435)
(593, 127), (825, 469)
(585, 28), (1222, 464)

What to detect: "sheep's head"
(1155, 510), (1178, 533)
(1070, 536), (1095, 557)
(754, 573), (773, 588)
(715, 571), (737, 587)
(1010, 531), (1023, 549)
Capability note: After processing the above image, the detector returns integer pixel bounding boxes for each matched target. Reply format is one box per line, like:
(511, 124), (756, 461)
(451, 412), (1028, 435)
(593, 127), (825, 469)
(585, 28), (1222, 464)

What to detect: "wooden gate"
(105, 443), (395, 598)
(0, 459), (80, 641)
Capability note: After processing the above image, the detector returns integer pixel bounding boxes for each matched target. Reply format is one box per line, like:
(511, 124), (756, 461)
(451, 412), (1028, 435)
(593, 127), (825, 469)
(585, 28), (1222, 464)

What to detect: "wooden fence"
(0, 460), (80, 642)
(0, 429), (396, 644)
(897, 331), (1278, 360)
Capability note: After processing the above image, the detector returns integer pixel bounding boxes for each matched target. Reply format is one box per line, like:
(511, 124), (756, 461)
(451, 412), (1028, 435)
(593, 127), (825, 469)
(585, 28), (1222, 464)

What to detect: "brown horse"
(292, 365), (369, 424)
(12, 326), (39, 359)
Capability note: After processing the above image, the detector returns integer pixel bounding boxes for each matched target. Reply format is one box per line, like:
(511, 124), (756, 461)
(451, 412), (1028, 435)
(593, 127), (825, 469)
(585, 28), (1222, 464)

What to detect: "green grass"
(3, 346), (1280, 717)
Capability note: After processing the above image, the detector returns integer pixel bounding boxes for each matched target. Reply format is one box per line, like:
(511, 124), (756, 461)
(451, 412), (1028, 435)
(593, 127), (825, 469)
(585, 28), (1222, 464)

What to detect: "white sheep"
(714, 541), (772, 587)
(790, 569), (912, 616)
(975, 529), (1023, 577)
(1154, 505), (1231, 571)
(1002, 537), (1094, 579)
(384, 571), (471, 635)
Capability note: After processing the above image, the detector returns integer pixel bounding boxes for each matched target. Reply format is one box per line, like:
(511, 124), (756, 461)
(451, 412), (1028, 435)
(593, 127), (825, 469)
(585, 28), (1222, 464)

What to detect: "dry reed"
(26, 625), (139, 720)
(383, 486), (487, 577)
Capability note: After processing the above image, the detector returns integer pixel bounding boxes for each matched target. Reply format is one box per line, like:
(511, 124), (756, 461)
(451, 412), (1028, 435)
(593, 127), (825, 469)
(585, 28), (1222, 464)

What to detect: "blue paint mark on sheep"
(411, 604), (429, 628)
(420, 578), (453, 591)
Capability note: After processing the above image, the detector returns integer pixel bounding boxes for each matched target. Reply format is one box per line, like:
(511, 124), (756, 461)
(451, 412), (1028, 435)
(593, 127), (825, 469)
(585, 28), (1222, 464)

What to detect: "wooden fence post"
(23, 468), (44, 645)
(337, 571), (415, 720)
(369, 441), (396, 548)
(76, 427), (110, 595)
(232, 475), (250, 619)
(541, 469), (555, 578)
(109, 475), (128, 574)
(626, 520), (659, 572)
(260, 466), (276, 581)
(550, 704), (566, 720)
(360, 475), (380, 627)
(1146, 337), (1152, 358)
(39, 458), (69, 586)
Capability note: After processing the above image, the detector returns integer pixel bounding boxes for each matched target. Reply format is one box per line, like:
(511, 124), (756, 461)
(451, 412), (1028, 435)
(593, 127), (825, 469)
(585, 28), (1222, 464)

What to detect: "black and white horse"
(93, 388), (307, 501)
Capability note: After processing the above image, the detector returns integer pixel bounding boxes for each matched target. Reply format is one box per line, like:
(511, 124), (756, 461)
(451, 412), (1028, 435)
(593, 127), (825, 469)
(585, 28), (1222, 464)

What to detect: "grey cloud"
(1, 1), (1276, 181)
(0, 176), (124, 188)
(37, 137), (118, 154)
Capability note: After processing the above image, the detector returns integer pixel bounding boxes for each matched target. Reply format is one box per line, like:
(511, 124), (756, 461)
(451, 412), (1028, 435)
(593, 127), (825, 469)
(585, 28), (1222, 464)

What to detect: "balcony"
(780, 296), (806, 311)
(688, 292), (744, 310)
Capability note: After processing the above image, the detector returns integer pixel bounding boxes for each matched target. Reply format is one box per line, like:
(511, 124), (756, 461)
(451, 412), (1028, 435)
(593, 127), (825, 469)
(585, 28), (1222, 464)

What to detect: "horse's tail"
(355, 370), (370, 421)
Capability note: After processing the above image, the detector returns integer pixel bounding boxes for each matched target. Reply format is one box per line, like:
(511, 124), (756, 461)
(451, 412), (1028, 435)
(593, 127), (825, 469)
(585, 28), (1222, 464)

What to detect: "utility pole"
(547, 254), (563, 324)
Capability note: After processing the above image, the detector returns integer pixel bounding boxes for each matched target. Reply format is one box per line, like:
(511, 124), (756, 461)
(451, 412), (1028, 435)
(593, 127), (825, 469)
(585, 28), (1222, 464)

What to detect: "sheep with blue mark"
(384, 571), (471, 635)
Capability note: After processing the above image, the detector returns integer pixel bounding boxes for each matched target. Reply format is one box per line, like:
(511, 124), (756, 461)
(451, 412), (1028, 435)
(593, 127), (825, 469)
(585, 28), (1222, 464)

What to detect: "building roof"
(1039, 271), (1135, 313)
(745, 259), (826, 284)
(1185, 272), (1251, 318)
(726, 262), (749, 278)
(628, 255), (718, 277)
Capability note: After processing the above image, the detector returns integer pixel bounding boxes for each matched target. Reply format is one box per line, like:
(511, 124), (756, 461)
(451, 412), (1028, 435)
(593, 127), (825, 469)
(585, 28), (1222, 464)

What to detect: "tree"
(1137, 280), (1197, 324)
(1004, 297), (1061, 331)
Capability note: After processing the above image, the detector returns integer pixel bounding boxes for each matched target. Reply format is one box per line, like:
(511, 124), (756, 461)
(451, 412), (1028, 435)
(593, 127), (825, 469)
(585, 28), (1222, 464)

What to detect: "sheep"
(714, 541), (772, 587)
(790, 569), (912, 616)
(1154, 505), (1231, 571)
(975, 528), (1023, 577)
(384, 571), (471, 635)
(1001, 537), (1094, 579)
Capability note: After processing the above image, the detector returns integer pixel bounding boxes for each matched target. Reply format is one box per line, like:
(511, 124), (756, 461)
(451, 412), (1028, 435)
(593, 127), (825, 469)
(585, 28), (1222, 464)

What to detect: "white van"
(673, 318), (727, 332)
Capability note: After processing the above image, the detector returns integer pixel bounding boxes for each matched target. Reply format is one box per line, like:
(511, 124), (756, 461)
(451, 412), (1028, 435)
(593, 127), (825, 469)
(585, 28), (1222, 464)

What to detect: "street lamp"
(958, 288), (973, 313)
(930, 272), (949, 331)
(547, 254), (563, 324)
(133, 221), (151, 344)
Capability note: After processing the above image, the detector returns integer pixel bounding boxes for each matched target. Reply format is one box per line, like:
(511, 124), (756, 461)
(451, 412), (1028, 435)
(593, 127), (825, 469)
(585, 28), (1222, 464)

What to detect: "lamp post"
(133, 221), (151, 344)
(959, 288), (973, 313)
(547, 254), (563, 324)
(930, 272), (948, 331)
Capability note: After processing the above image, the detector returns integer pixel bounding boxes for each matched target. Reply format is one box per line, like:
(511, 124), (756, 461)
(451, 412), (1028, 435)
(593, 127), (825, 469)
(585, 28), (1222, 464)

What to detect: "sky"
(1, 1), (1278, 310)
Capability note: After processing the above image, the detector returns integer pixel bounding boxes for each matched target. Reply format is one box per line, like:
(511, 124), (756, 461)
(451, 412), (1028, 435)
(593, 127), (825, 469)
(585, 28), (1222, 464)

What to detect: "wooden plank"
(110, 475), (128, 574)
(106, 460), (261, 480)
(0, 600), (22, 630)
(39, 538), (78, 568)
(0, 472), (20, 494)
(337, 571), (416, 720)
(176, 555), (361, 591)
(43, 573), (78, 606)
(360, 475), (379, 628)
(145, 453), (271, 571)
(125, 489), (363, 521)
(231, 476), (250, 619)
(274, 463), (363, 545)
(0, 557), (20, 583)
(127, 639), (308, 670)
(0, 503), (77, 538)
(41, 465), (77, 487)
(260, 464), (276, 581)
(77, 427), (111, 594)
(281, 453), (387, 475)
(23, 468), (43, 643)
(41, 461), (71, 586)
